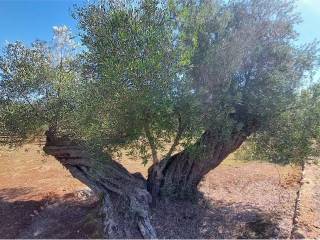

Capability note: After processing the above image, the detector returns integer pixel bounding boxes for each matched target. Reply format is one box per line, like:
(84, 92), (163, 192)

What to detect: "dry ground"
(0, 143), (101, 238)
(292, 159), (320, 238)
(0, 142), (302, 238)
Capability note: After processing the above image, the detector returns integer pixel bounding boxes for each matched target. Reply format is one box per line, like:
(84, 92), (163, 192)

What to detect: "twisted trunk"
(43, 119), (255, 237)
(147, 129), (252, 198)
(43, 131), (156, 239)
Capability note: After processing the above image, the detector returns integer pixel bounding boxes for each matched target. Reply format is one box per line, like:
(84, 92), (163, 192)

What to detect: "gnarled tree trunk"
(147, 128), (252, 199)
(43, 120), (255, 238)
(43, 131), (156, 239)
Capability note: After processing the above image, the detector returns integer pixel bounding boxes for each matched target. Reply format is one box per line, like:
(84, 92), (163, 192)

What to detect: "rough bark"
(147, 128), (253, 199)
(43, 130), (156, 239)
(43, 113), (255, 236)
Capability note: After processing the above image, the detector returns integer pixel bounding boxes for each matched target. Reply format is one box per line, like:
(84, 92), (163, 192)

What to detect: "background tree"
(0, 0), (319, 238)
(0, 25), (78, 143)
(244, 82), (320, 165)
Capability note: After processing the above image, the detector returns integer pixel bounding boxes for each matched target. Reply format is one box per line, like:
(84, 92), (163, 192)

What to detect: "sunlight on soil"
(0, 142), (303, 238)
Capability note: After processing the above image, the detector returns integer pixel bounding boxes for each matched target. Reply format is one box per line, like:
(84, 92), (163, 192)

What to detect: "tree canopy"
(0, 0), (319, 165)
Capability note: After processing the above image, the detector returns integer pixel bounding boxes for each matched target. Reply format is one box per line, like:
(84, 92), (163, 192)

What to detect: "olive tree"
(0, 0), (319, 238)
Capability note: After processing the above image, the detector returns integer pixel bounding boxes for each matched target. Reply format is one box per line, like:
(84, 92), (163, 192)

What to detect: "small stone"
(292, 230), (305, 239)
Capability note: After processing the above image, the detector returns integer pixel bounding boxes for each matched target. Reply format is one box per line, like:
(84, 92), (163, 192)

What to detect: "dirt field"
(0, 143), (100, 238)
(0, 143), (302, 238)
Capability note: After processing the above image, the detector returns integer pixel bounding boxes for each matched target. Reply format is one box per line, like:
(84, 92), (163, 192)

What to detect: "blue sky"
(0, 0), (319, 51)
(0, 0), (80, 46)
(0, 0), (319, 46)
(296, 0), (320, 44)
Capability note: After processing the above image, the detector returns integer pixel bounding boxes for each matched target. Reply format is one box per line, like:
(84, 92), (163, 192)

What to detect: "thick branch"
(148, 120), (257, 198)
(43, 130), (156, 238)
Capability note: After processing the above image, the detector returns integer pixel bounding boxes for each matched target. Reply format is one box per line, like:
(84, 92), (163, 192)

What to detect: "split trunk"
(43, 127), (251, 238)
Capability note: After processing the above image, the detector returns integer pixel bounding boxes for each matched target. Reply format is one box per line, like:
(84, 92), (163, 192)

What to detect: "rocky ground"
(0, 143), (313, 239)
(291, 159), (320, 238)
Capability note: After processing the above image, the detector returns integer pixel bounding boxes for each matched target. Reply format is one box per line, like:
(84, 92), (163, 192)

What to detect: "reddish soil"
(0, 143), (302, 238)
(0, 143), (101, 238)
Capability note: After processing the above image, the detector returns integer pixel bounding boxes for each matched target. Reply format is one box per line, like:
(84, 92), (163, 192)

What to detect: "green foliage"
(0, 0), (319, 164)
(244, 83), (320, 165)
(0, 27), (79, 144)
(70, 0), (204, 159)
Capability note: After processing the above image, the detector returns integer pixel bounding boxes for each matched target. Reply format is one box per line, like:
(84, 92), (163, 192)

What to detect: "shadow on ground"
(152, 196), (282, 239)
(0, 188), (102, 239)
(0, 187), (282, 239)
(0, 187), (35, 201)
